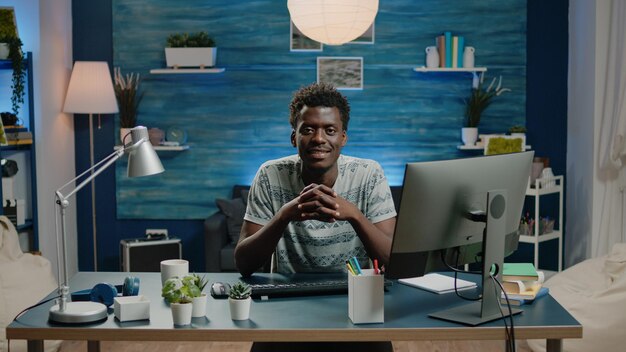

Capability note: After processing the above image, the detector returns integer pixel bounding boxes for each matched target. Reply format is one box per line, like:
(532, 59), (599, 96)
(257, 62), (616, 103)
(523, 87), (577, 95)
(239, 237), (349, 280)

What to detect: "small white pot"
(170, 302), (193, 326)
(165, 47), (217, 68)
(229, 297), (251, 320)
(461, 127), (478, 146)
(191, 294), (207, 318)
(0, 43), (9, 60)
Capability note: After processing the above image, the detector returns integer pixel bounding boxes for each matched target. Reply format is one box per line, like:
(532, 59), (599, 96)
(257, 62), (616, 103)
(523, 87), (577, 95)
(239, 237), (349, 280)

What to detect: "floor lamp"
(63, 61), (119, 271)
(49, 126), (164, 323)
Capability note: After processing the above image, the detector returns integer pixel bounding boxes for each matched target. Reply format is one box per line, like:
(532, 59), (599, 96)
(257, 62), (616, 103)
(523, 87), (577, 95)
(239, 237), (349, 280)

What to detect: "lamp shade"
(288, 0), (378, 45)
(63, 61), (119, 114)
(127, 126), (165, 178)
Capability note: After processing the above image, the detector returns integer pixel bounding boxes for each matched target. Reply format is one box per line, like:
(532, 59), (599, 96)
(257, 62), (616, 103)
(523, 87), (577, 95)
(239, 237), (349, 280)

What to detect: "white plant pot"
(461, 127), (478, 146)
(170, 302), (193, 326)
(0, 43), (8, 60)
(229, 297), (251, 320)
(191, 294), (207, 318)
(165, 47), (217, 68)
(120, 128), (133, 144)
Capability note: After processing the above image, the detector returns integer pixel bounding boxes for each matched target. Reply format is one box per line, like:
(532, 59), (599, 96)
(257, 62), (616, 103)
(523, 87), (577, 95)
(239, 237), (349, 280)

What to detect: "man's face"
(291, 106), (347, 174)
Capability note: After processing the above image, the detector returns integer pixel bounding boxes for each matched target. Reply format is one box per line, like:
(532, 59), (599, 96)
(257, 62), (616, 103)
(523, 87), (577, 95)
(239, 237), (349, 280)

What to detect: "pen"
(373, 259), (380, 275)
(350, 257), (363, 275)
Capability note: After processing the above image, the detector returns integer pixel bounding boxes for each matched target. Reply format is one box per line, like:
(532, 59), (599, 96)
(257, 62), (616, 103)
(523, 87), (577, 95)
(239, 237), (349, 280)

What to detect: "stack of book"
(4, 125), (32, 145)
(500, 263), (549, 306)
(435, 31), (465, 68)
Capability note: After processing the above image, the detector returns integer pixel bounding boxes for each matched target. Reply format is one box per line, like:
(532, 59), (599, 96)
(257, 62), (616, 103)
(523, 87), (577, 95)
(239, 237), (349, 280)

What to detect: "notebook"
(398, 273), (477, 294)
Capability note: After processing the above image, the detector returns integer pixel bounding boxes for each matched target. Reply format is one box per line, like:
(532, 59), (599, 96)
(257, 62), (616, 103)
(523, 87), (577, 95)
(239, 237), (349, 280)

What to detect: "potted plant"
(228, 281), (251, 320)
(114, 67), (143, 144)
(462, 74), (511, 146)
(161, 276), (201, 325)
(165, 31), (217, 69)
(0, 8), (25, 117)
(188, 273), (208, 318)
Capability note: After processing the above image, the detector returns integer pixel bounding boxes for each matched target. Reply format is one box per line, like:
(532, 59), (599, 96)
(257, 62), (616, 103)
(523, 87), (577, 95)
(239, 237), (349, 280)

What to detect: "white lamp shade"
(288, 0), (378, 45)
(63, 61), (119, 114)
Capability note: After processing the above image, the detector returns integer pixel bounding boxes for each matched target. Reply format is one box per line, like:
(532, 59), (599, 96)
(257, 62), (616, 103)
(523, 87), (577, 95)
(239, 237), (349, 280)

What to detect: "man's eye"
(326, 128), (337, 135)
(302, 127), (314, 134)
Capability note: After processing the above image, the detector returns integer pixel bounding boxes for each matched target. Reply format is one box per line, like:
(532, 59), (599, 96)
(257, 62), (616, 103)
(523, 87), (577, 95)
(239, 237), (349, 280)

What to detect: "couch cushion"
(216, 193), (248, 244)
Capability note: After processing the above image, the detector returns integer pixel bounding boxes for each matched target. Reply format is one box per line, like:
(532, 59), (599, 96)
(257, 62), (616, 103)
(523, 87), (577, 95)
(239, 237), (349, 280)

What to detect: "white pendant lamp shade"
(288, 0), (379, 45)
(63, 61), (119, 114)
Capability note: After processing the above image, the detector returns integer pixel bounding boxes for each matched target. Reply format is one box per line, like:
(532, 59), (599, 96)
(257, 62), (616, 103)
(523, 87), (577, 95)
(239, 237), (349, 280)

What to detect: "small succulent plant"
(166, 32), (215, 48)
(228, 281), (251, 300)
(161, 276), (201, 304)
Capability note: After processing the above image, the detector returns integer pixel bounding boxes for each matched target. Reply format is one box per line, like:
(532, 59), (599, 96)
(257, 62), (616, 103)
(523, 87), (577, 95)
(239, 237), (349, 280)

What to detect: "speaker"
(120, 237), (182, 272)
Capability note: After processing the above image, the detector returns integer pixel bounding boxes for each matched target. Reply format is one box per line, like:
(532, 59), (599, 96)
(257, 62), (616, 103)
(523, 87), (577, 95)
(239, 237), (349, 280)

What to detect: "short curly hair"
(289, 82), (350, 131)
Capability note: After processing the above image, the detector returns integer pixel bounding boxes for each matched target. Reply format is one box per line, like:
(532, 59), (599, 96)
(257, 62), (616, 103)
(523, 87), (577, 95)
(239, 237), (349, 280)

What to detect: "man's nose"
(312, 129), (326, 142)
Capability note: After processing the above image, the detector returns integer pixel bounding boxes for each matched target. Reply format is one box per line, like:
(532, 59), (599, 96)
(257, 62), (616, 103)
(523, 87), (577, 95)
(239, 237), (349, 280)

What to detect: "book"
(436, 35), (446, 68)
(501, 286), (549, 306)
(501, 282), (542, 300)
(452, 36), (458, 67)
(398, 273), (477, 294)
(444, 31), (452, 67)
(5, 139), (33, 145)
(502, 262), (539, 281)
(502, 271), (545, 294)
(457, 36), (464, 67)
(3, 125), (28, 132)
(6, 131), (33, 140)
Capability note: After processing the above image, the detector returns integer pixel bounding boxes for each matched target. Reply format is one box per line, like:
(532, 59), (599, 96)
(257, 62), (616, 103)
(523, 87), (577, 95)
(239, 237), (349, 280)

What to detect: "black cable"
(12, 295), (60, 322)
(491, 274), (516, 352)
(439, 250), (482, 301)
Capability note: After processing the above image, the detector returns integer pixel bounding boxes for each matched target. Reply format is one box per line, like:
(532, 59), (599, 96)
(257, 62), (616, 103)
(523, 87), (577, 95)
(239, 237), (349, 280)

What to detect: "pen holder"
(348, 269), (384, 324)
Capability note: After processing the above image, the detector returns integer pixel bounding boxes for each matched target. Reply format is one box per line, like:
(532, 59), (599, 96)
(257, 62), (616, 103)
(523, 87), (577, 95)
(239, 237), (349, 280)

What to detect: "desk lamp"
(49, 126), (164, 324)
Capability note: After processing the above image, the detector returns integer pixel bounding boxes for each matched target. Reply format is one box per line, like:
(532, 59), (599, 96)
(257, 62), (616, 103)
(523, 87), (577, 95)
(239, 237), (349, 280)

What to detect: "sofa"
(204, 185), (403, 272)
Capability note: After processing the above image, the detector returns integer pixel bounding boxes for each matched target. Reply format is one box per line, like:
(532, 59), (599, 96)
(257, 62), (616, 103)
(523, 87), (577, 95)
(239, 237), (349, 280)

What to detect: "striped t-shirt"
(244, 154), (397, 274)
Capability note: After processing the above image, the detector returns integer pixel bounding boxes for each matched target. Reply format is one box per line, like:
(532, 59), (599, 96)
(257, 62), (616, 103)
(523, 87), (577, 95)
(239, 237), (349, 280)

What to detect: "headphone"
(71, 276), (140, 307)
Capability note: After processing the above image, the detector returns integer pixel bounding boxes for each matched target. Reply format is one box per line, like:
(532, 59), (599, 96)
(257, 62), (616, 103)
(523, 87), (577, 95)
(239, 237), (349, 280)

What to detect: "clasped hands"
(286, 183), (355, 223)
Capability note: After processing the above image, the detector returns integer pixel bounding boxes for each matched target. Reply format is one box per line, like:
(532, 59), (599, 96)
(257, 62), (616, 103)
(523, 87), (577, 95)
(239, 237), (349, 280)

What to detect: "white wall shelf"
(150, 68), (225, 74)
(114, 145), (190, 151)
(413, 66), (487, 73)
(457, 144), (532, 150)
(519, 175), (564, 272)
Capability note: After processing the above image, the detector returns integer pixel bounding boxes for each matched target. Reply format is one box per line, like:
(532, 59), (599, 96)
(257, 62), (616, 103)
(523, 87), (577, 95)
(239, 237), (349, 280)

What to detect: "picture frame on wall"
(317, 57), (363, 90)
(349, 23), (375, 44)
(290, 21), (323, 52)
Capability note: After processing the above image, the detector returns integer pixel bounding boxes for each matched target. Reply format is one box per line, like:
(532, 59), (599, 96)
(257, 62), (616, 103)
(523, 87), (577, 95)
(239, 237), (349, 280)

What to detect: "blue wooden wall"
(112, 0), (527, 220)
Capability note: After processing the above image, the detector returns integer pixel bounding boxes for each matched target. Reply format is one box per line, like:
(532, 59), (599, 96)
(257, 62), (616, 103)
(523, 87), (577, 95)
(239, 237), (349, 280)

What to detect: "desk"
(7, 272), (581, 352)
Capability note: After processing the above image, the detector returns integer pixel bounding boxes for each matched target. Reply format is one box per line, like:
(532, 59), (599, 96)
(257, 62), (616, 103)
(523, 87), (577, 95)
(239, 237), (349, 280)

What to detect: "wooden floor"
(60, 340), (533, 352)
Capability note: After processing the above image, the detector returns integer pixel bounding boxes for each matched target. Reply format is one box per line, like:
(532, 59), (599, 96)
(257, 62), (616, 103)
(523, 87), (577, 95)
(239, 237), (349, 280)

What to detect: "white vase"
(229, 297), (251, 320)
(461, 127), (478, 146)
(120, 128), (133, 144)
(191, 294), (207, 318)
(170, 302), (193, 326)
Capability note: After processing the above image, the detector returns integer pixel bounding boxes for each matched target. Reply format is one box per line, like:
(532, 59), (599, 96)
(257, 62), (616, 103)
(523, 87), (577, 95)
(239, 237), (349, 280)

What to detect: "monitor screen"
(386, 151), (534, 279)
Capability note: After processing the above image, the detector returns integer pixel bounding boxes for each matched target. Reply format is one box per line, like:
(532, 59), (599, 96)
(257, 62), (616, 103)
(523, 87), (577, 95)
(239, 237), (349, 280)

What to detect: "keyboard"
(210, 273), (393, 299)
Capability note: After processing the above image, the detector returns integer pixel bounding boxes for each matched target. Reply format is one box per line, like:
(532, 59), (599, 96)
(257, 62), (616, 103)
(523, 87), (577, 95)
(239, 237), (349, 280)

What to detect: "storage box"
(2, 176), (15, 199)
(114, 295), (150, 322)
(3, 198), (25, 226)
(120, 237), (182, 272)
(348, 269), (384, 324)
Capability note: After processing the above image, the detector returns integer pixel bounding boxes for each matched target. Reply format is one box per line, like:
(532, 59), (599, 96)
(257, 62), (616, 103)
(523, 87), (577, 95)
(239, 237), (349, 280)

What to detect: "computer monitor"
(386, 151), (534, 325)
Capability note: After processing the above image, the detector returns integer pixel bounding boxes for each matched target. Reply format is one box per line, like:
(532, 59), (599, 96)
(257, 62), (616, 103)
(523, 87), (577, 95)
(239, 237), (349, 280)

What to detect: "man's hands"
(292, 183), (358, 223)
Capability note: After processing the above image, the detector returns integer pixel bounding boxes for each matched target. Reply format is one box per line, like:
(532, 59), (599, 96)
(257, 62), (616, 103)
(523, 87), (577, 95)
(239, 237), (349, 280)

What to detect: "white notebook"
(398, 273), (477, 294)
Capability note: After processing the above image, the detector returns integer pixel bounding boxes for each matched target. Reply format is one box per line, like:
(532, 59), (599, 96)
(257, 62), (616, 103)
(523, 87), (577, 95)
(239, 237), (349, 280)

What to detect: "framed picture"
(290, 21), (323, 52)
(349, 23), (375, 44)
(317, 57), (363, 90)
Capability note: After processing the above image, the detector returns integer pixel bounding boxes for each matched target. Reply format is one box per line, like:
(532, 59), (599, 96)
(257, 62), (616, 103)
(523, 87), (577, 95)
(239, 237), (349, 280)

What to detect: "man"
(234, 82), (397, 277)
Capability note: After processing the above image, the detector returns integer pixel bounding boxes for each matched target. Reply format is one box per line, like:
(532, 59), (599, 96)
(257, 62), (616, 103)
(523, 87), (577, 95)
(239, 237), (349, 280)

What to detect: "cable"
(491, 274), (516, 352)
(439, 250), (482, 301)
(12, 295), (60, 322)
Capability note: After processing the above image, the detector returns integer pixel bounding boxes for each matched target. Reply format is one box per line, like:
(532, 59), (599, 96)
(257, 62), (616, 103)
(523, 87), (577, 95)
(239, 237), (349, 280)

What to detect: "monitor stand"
(429, 190), (522, 326)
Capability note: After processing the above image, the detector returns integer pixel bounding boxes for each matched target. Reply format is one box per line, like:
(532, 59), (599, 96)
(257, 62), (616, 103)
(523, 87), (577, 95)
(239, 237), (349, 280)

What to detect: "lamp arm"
(55, 137), (146, 205)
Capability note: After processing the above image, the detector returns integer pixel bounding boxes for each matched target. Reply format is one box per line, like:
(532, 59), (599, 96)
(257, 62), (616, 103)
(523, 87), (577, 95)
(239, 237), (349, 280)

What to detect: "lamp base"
(49, 301), (108, 324)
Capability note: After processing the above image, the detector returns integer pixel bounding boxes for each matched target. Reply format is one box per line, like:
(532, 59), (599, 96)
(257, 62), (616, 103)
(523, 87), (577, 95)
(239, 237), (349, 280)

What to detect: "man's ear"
(291, 130), (296, 147)
(341, 130), (348, 147)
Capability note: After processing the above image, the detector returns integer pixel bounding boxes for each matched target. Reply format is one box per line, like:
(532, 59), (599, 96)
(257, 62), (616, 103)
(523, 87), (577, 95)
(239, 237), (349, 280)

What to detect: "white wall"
(37, 0), (76, 281)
